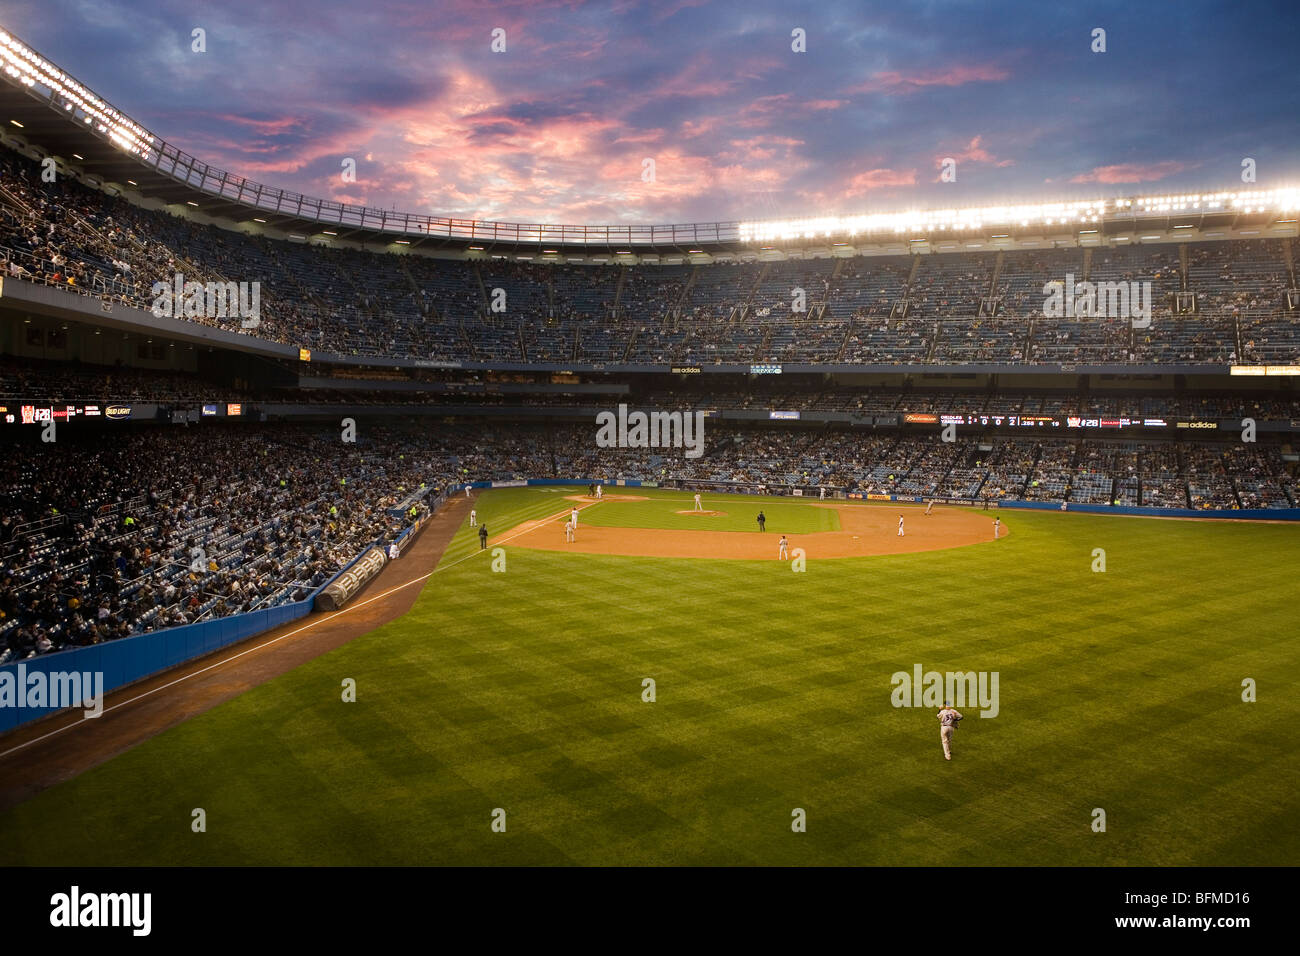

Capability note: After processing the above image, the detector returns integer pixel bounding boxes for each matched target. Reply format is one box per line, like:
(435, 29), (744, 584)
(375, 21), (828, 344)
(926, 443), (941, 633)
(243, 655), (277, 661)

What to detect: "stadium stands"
(8, 145), (1294, 367)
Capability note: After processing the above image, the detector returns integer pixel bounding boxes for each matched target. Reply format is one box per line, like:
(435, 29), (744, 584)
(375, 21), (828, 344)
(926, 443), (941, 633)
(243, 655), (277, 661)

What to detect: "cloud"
(934, 135), (1015, 179)
(1070, 161), (1192, 184)
(843, 167), (918, 195)
(847, 63), (1010, 95)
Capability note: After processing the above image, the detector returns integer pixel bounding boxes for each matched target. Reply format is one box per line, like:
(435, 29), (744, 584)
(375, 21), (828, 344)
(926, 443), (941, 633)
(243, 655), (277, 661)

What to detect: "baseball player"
(469, 508), (477, 527)
(924, 500), (934, 516)
(596, 484), (603, 499)
(564, 519), (574, 542)
(387, 541), (400, 560)
(819, 487), (826, 500)
(570, 507), (579, 529)
(693, 492), (703, 511)
(993, 517), (1000, 539)
(897, 514), (904, 537)
(938, 701), (963, 760)
(465, 485), (471, 498)
(778, 535), (789, 560)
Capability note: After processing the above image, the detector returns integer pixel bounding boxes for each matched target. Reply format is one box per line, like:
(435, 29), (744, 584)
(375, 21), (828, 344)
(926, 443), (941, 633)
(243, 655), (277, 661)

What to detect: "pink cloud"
(933, 135), (1016, 179)
(203, 113), (309, 135)
(679, 115), (727, 139)
(847, 63), (1010, 95)
(843, 167), (918, 195)
(1070, 161), (1192, 184)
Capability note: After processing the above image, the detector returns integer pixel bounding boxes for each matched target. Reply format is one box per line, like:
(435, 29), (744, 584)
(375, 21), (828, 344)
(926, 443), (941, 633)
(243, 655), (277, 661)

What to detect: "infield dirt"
(495, 500), (1004, 559)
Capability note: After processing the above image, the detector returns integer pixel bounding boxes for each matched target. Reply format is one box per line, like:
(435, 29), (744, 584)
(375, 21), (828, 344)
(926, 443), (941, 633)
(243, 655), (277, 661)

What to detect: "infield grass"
(574, 492), (838, 534)
(2, 486), (1297, 866)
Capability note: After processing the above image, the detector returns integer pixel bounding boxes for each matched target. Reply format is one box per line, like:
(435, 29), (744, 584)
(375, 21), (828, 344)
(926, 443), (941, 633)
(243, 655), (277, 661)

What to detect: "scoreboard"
(930, 413), (1173, 429)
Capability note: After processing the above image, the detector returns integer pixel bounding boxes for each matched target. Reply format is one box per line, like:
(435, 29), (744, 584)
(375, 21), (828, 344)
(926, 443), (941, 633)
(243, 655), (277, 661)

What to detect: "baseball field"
(2, 485), (1298, 866)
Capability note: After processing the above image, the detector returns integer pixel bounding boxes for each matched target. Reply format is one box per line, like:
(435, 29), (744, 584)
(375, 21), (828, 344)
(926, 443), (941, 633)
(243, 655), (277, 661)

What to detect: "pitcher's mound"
(676, 509), (728, 517)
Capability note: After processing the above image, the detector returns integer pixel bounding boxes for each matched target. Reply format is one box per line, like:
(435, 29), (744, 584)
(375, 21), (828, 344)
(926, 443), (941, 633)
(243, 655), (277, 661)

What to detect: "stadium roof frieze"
(2, 25), (1297, 257)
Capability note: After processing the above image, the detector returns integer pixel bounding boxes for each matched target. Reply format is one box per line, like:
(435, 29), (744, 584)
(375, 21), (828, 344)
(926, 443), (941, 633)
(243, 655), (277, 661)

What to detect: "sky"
(4, 0), (1298, 226)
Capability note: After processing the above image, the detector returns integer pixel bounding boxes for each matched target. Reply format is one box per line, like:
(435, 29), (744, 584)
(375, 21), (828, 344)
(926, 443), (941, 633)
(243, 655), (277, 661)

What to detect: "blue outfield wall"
(0, 601), (310, 733)
(996, 500), (1300, 520)
(0, 489), (446, 734)
(467, 479), (1297, 520)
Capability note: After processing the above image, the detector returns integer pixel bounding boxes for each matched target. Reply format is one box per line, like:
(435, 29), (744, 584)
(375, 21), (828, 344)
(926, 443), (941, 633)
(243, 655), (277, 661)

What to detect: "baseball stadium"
(0, 4), (1298, 886)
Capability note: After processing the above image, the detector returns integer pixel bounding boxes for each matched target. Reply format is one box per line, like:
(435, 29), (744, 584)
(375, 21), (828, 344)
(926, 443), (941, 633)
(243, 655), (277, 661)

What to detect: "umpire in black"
(479, 524), (488, 550)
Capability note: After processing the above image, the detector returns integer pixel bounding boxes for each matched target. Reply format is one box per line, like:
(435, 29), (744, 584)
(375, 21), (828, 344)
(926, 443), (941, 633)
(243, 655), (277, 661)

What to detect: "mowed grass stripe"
(1, 490), (1296, 865)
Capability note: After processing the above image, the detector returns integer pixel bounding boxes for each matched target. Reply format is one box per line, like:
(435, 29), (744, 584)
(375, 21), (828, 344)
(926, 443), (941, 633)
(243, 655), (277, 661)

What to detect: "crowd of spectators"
(0, 424), (447, 661)
(4, 145), (1297, 367)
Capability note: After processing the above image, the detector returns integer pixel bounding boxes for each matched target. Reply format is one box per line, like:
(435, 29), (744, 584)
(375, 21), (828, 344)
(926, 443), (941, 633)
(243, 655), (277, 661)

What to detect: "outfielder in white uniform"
(938, 701), (963, 760)
(898, 515), (904, 537)
(693, 493), (703, 511)
(778, 535), (789, 560)
(819, 487), (826, 500)
(993, 517), (1000, 539)
(469, 508), (477, 527)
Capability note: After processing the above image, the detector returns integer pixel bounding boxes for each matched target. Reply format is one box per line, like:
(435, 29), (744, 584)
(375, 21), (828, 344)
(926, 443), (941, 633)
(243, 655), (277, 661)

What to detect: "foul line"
(0, 506), (572, 760)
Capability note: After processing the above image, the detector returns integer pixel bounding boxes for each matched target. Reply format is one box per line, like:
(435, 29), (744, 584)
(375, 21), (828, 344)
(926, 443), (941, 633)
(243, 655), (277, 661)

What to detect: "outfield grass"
(3, 486), (1298, 866)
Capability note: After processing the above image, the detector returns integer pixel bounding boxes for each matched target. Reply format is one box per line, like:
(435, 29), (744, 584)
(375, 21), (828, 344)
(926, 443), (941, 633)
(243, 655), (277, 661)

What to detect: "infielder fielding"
(993, 517), (1000, 539)
(938, 701), (963, 760)
(469, 508), (477, 527)
(897, 514), (904, 537)
(778, 535), (789, 560)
